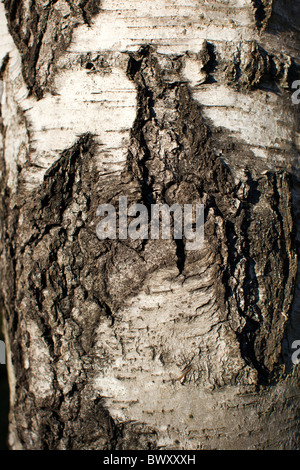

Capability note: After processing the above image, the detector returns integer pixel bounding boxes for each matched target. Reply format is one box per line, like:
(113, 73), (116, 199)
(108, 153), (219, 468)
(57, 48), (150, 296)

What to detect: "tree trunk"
(0, 0), (300, 450)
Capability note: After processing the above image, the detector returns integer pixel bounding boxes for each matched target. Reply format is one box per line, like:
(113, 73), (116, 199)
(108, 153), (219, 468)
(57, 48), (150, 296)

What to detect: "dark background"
(0, 313), (9, 450)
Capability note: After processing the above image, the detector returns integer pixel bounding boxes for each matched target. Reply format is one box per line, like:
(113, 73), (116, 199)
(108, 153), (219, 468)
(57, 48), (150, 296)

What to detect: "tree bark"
(0, 0), (300, 450)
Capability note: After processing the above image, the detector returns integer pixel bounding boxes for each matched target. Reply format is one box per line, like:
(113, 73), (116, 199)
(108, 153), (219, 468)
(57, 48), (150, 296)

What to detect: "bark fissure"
(251, 0), (274, 30)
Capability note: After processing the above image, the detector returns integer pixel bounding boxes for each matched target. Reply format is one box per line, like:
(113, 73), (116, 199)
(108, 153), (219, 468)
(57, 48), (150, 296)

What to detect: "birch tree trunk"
(0, 0), (300, 450)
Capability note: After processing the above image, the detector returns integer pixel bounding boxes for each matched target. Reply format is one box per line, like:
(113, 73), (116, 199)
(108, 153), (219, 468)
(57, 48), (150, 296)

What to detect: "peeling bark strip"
(1, 0), (300, 451)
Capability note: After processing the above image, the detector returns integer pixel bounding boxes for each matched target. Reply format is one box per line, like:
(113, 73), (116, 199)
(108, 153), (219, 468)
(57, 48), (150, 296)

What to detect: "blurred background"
(0, 313), (9, 450)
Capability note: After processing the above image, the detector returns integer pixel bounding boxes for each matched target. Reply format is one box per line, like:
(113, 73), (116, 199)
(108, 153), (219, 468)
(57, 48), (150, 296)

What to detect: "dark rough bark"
(3, 0), (101, 98)
(1, 0), (300, 450)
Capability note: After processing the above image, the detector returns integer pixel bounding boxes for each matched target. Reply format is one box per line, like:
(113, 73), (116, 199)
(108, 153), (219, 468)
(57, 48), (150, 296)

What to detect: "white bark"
(0, 0), (300, 450)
